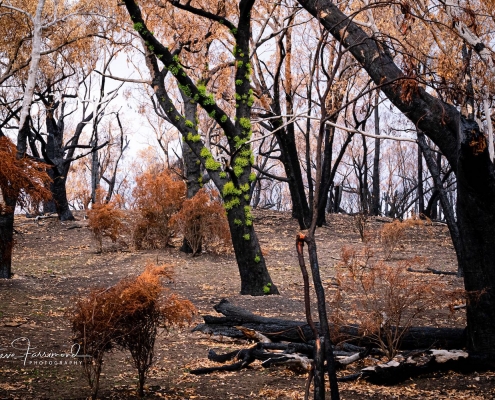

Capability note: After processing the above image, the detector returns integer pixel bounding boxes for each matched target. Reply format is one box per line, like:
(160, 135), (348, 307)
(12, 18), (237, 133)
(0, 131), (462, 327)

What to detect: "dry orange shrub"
(0, 136), (52, 213)
(380, 216), (431, 259)
(69, 263), (195, 399)
(132, 168), (186, 249)
(353, 212), (369, 242)
(331, 246), (448, 359)
(171, 188), (231, 256)
(86, 189), (124, 252)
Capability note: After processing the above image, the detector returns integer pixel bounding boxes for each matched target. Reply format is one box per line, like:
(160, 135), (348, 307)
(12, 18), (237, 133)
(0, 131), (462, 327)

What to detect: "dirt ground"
(1, 210), (494, 399)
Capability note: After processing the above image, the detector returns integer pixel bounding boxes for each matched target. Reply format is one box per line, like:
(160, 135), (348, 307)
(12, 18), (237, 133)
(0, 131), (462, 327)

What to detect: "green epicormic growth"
(222, 181), (242, 197)
(244, 206), (253, 226)
(200, 147), (221, 171)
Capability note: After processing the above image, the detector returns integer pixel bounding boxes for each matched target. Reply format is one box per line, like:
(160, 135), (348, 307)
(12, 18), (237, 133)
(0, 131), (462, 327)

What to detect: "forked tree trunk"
(45, 100), (75, 220)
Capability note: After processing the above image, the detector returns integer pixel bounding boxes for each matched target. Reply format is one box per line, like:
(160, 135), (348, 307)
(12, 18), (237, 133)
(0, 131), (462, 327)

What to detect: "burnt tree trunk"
(251, 16), (311, 229)
(50, 173), (73, 221)
(456, 117), (495, 353)
(276, 19), (311, 229)
(417, 144), (425, 216)
(45, 99), (75, 221)
(274, 127), (312, 229)
(371, 95), (381, 216)
(430, 152), (443, 220)
(316, 125), (334, 226)
(180, 92), (202, 254)
(43, 167), (58, 214)
(325, 133), (354, 215)
(0, 195), (16, 279)
(268, 96), (311, 227)
(226, 204), (278, 295)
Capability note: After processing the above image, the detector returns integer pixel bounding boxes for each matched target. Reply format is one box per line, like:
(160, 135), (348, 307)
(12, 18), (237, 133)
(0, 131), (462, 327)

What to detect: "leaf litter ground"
(0, 211), (493, 399)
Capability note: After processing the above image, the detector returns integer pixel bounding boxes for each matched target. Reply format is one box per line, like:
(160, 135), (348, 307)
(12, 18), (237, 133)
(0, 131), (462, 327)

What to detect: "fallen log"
(191, 342), (495, 384)
(190, 341), (366, 375)
(407, 267), (458, 276)
(340, 350), (495, 384)
(192, 299), (466, 350)
(190, 342), (314, 375)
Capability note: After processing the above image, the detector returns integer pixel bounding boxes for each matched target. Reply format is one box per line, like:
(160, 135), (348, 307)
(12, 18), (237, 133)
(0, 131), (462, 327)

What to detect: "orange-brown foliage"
(132, 168), (186, 249)
(171, 188), (231, 256)
(353, 212), (369, 242)
(380, 216), (431, 260)
(69, 263), (195, 398)
(0, 136), (52, 213)
(86, 189), (125, 252)
(331, 246), (448, 359)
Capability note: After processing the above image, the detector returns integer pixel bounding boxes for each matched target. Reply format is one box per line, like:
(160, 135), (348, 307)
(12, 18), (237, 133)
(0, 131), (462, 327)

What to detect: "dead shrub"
(353, 212), (369, 242)
(331, 247), (448, 359)
(132, 168), (186, 249)
(68, 263), (196, 399)
(380, 220), (407, 259)
(0, 136), (52, 214)
(69, 287), (117, 400)
(171, 188), (231, 256)
(380, 217), (430, 259)
(86, 189), (124, 252)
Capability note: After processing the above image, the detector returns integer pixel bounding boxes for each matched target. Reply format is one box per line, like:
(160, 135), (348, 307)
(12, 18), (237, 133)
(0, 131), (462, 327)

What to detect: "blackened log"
(193, 299), (466, 349)
(339, 350), (495, 384)
(407, 266), (458, 276)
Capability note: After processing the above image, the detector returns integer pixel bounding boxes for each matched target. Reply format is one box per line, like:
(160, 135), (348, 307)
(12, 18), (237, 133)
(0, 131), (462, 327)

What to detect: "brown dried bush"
(354, 212), (369, 242)
(380, 216), (430, 260)
(69, 287), (117, 400)
(86, 189), (124, 252)
(380, 220), (407, 259)
(0, 136), (52, 214)
(132, 168), (186, 249)
(69, 264), (196, 398)
(171, 188), (231, 256)
(330, 246), (448, 359)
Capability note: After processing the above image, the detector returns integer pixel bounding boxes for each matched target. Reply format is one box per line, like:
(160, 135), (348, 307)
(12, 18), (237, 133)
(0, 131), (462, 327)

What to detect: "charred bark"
(0, 195), (16, 279)
(371, 95), (381, 216)
(226, 206), (278, 295)
(339, 350), (495, 385)
(417, 146), (425, 216)
(44, 99), (75, 221)
(316, 125), (334, 226)
(193, 300), (465, 350)
(456, 117), (495, 354)
(179, 92), (202, 254)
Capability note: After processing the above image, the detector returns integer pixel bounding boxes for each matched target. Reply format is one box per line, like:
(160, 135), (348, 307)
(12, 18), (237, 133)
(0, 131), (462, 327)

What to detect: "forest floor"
(1, 210), (494, 399)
